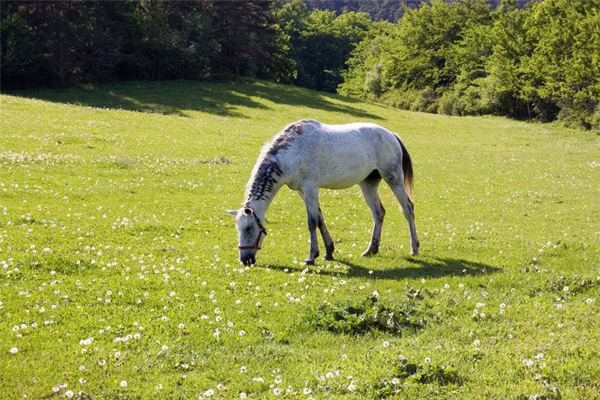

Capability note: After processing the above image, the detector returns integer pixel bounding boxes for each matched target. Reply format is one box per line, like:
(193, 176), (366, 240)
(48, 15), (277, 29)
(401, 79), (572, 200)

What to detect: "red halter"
(238, 211), (267, 250)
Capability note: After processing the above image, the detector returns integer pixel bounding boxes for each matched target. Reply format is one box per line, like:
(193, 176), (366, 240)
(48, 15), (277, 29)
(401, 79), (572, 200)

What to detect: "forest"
(1, 0), (598, 130)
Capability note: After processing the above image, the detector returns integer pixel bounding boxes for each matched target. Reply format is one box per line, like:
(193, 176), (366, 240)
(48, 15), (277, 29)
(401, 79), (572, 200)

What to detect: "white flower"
(273, 388), (282, 396)
(120, 380), (128, 387)
(9, 347), (18, 354)
(473, 339), (481, 346)
(240, 393), (247, 399)
(382, 341), (390, 348)
(303, 387), (312, 395)
(65, 390), (74, 398)
(424, 357), (431, 364)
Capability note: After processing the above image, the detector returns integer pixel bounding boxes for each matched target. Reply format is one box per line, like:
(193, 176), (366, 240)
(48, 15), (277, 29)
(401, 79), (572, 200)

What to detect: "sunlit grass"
(1, 80), (599, 399)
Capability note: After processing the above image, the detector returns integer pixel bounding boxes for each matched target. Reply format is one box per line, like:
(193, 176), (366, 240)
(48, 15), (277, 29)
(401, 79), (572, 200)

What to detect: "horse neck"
(244, 157), (284, 220)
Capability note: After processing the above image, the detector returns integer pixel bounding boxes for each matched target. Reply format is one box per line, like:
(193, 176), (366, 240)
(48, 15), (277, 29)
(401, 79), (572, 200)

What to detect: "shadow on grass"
(8, 79), (381, 120)
(265, 256), (500, 281)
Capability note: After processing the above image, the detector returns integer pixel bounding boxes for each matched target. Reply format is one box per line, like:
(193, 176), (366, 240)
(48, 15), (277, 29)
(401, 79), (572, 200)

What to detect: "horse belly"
(318, 151), (375, 189)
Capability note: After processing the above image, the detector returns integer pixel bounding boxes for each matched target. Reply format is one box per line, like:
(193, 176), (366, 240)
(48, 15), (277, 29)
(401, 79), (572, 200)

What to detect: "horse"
(227, 119), (419, 266)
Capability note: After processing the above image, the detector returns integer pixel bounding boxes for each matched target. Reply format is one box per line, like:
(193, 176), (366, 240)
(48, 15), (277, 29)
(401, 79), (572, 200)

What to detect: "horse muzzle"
(240, 253), (256, 265)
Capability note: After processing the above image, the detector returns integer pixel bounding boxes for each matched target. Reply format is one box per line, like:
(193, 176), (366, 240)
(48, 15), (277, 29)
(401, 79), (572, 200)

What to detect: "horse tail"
(395, 135), (414, 200)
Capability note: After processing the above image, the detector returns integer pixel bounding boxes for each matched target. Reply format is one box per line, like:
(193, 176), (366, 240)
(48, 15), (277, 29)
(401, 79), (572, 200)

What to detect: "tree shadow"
(8, 79), (381, 120)
(264, 256), (500, 281)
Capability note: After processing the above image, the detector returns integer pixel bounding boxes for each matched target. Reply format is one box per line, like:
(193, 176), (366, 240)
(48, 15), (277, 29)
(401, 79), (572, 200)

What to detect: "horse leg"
(318, 207), (335, 261)
(359, 177), (385, 256)
(384, 176), (419, 256)
(301, 185), (321, 265)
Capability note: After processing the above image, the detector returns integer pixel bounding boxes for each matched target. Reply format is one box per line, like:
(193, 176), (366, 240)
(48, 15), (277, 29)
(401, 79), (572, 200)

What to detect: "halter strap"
(238, 210), (267, 250)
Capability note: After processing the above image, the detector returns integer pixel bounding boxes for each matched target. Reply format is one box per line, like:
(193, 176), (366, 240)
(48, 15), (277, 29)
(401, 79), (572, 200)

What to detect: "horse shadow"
(265, 256), (500, 281)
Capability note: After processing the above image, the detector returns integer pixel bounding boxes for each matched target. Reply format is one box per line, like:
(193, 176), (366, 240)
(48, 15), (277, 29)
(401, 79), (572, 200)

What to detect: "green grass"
(1, 80), (599, 399)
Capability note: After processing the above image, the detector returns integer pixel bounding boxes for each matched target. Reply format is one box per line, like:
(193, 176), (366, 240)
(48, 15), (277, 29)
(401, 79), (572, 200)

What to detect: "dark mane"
(246, 159), (283, 202)
(246, 120), (316, 202)
(265, 119), (316, 157)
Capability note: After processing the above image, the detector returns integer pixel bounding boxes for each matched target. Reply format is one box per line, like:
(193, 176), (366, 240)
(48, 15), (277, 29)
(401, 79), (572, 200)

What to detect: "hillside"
(1, 80), (599, 399)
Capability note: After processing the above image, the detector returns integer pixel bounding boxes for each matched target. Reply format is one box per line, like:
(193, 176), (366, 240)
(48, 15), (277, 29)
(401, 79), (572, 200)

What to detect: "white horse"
(227, 119), (419, 265)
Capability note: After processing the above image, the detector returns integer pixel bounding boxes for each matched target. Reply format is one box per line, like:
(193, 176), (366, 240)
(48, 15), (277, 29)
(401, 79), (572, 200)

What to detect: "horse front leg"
(318, 207), (335, 261)
(301, 185), (321, 265)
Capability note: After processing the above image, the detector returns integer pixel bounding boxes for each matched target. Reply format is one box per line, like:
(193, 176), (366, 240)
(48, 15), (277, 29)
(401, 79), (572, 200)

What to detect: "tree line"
(1, 0), (598, 130)
(339, 0), (599, 131)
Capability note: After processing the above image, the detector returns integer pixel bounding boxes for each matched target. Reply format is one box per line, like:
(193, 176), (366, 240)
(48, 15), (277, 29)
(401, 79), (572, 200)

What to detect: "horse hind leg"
(359, 172), (385, 257)
(383, 173), (419, 256)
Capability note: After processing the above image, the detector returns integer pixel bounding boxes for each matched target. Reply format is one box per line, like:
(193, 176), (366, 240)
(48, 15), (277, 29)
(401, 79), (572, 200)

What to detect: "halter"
(238, 210), (267, 250)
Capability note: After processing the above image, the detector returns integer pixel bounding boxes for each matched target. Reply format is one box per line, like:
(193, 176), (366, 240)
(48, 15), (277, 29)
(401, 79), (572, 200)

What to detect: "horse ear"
(244, 207), (253, 215)
(226, 210), (238, 217)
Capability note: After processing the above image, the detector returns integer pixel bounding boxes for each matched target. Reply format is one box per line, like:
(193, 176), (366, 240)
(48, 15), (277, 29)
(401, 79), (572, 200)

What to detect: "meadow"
(1, 80), (599, 399)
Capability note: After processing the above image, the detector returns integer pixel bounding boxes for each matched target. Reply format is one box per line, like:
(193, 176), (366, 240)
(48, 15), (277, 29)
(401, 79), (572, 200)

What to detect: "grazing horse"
(227, 120), (419, 265)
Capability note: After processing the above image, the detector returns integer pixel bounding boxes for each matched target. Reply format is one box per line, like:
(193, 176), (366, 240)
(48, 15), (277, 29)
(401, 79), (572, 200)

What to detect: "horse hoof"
(303, 259), (316, 265)
(323, 255), (334, 261)
(410, 250), (419, 256)
(361, 250), (376, 257)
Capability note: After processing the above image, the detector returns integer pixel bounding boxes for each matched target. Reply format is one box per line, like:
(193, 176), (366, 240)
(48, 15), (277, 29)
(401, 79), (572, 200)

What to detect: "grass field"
(1, 80), (599, 399)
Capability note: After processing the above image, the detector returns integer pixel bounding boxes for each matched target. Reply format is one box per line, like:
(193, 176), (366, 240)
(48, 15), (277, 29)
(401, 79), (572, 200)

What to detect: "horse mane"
(245, 120), (318, 202)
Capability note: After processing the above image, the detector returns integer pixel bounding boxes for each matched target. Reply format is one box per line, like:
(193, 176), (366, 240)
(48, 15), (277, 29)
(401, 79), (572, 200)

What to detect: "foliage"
(0, 1), (279, 88)
(340, 0), (600, 130)
(276, 1), (373, 91)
